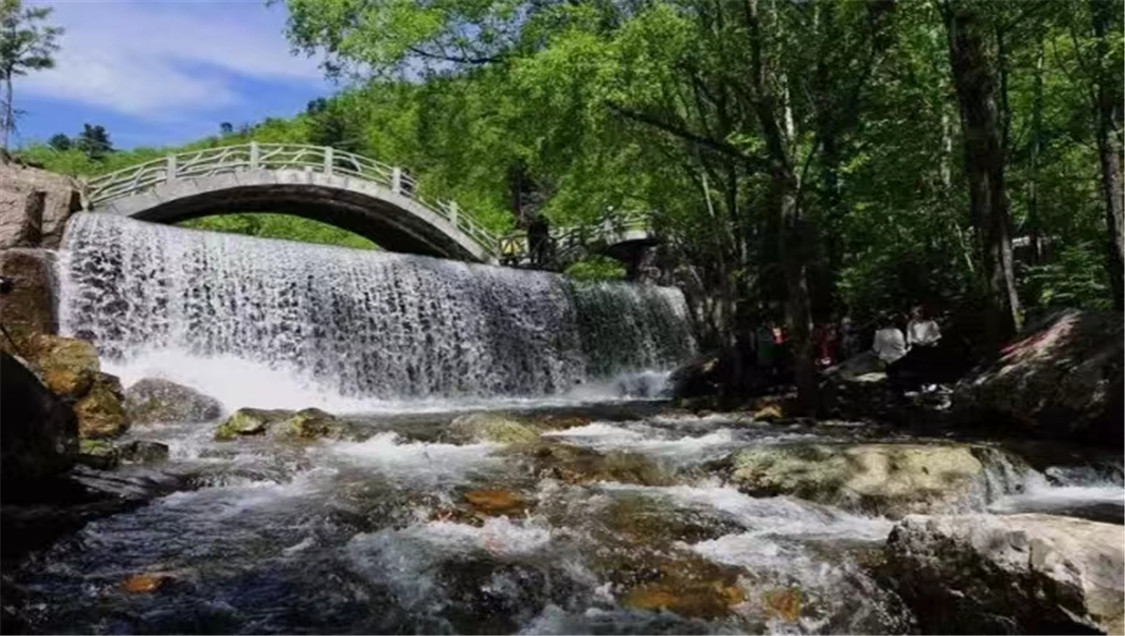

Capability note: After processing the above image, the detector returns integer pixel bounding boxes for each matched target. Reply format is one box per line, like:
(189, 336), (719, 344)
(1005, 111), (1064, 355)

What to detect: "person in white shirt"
(906, 305), (942, 347)
(872, 317), (908, 365)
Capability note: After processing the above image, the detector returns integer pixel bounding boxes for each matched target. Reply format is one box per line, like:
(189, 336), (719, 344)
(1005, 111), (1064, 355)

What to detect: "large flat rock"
(885, 513), (1125, 634)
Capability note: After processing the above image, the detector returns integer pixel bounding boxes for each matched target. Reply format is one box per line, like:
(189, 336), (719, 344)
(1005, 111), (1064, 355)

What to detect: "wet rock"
(124, 378), (222, 424)
(0, 249), (57, 352)
(28, 334), (99, 398)
(953, 310), (1124, 445)
(761, 587), (802, 622)
(121, 573), (170, 594)
(885, 513), (1124, 634)
(119, 440), (170, 464)
(77, 439), (120, 470)
(752, 405), (783, 422)
(463, 490), (526, 516)
(727, 443), (993, 518)
(521, 443), (674, 486)
(215, 407), (346, 441)
(616, 554), (747, 619)
(275, 408), (345, 441)
(449, 413), (540, 444)
(0, 352), (78, 498)
(74, 373), (129, 438)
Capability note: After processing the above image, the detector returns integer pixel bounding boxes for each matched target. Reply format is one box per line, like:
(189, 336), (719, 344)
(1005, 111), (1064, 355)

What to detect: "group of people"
(872, 305), (944, 392)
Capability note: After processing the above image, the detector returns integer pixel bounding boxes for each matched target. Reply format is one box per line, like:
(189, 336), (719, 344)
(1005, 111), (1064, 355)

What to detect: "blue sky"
(13, 0), (335, 149)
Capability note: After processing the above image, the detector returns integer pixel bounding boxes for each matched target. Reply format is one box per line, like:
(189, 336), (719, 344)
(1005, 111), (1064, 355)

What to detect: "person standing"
(905, 305), (942, 390)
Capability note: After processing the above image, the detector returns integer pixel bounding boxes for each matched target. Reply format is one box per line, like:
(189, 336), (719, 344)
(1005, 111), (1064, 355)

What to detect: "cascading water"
(58, 214), (695, 408)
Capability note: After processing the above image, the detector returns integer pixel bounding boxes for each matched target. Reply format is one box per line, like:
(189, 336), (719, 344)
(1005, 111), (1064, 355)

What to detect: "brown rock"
(121, 574), (168, 594)
(0, 249), (57, 353)
(28, 334), (100, 398)
(762, 587), (802, 622)
(74, 373), (128, 438)
(623, 579), (745, 619)
(464, 490), (526, 516)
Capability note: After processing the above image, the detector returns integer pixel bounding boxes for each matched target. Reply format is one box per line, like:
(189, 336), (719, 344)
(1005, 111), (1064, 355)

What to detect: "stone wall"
(0, 159), (83, 250)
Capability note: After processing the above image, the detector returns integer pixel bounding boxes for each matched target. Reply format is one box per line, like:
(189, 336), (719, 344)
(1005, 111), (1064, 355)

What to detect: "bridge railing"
(85, 142), (502, 259)
(84, 143), (655, 263)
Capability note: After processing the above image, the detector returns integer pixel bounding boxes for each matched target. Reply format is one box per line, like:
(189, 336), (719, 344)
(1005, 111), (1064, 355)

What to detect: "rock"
(119, 440), (170, 464)
(0, 249), (57, 352)
(77, 439), (120, 470)
(274, 408), (344, 440)
(885, 513), (1125, 634)
(761, 587), (803, 623)
(73, 373), (129, 438)
(463, 489), (526, 516)
(727, 443), (998, 518)
(617, 555), (747, 619)
(449, 413), (540, 444)
(954, 309), (1124, 445)
(124, 378), (222, 424)
(28, 334), (100, 398)
(121, 573), (169, 594)
(214, 407), (344, 441)
(214, 408), (283, 440)
(0, 352), (78, 500)
(753, 405), (783, 421)
(0, 161), (83, 249)
(519, 443), (674, 487)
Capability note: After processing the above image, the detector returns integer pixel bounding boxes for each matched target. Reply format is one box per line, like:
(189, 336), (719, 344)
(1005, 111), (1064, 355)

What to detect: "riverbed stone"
(520, 443), (675, 486)
(726, 443), (994, 518)
(884, 513), (1125, 634)
(77, 439), (120, 470)
(274, 408), (345, 440)
(449, 413), (540, 444)
(214, 408), (284, 440)
(28, 334), (100, 398)
(124, 378), (222, 424)
(953, 309), (1124, 445)
(74, 373), (129, 439)
(463, 489), (526, 516)
(119, 440), (170, 464)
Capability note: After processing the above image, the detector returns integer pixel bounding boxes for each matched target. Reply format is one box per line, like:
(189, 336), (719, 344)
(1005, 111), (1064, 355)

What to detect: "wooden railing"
(85, 143), (654, 263)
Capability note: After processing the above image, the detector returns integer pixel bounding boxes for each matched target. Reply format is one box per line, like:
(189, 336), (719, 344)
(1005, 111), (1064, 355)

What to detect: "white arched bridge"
(84, 143), (656, 267)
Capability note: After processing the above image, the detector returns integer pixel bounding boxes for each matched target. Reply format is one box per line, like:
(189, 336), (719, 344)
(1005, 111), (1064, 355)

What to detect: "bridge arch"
(85, 144), (497, 262)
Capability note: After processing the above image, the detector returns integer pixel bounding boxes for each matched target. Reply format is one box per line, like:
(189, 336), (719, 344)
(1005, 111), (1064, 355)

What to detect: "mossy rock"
(514, 443), (674, 486)
(449, 413), (540, 444)
(273, 408), (345, 441)
(727, 442), (991, 517)
(29, 335), (100, 398)
(214, 408), (288, 441)
(78, 439), (120, 470)
(74, 373), (129, 439)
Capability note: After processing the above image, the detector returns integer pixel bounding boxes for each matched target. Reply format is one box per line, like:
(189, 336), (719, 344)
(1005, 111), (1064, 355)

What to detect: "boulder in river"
(77, 439), (120, 470)
(118, 440), (170, 465)
(0, 352), (78, 499)
(449, 412), (540, 444)
(884, 513), (1124, 634)
(726, 443), (1008, 518)
(0, 249), (58, 351)
(215, 407), (346, 441)
(124, 378), (222, 424)
(73, 372), (129, 438)
(953, 309), (1124, 445)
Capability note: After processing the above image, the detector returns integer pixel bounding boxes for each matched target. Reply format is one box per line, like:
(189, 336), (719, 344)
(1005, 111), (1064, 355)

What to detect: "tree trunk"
(1027, 37), (1044, 265)
(2, 74), (12, 151)
(1090, 0), (1125, 310)
(942, 0), (1021, 346)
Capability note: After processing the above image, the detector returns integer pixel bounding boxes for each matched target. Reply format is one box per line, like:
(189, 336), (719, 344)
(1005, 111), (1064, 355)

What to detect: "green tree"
(47, 131), (69, 150)
(75, 123), (112, 160)
(0, 0), (62, 150)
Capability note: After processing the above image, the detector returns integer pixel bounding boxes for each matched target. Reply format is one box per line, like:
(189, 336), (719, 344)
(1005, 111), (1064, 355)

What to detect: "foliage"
(563, 255), (627, 282)
(75, 123), (113, 160)
(46, 132), (68, 150)
(0, 0), (62, 149)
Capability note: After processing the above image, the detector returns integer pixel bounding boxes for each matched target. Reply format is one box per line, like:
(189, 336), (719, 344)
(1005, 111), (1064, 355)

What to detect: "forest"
(16, 0), (1124, 409)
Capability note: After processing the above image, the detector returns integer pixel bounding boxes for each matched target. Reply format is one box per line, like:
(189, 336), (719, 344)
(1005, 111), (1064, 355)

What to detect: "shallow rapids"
(8, 408), (1121, 634)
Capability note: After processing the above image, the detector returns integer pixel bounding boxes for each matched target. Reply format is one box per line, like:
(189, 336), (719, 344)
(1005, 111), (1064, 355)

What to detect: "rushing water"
(9, 410), (1121, 634)
(59, 214), (695, 408)
(10, 214), (1121, 634)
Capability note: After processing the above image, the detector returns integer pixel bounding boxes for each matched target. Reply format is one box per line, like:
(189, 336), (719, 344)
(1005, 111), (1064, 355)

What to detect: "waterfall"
(58, 214), (695, 406)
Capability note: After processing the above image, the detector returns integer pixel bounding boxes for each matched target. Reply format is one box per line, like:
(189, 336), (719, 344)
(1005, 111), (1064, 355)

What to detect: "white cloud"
(19, 0), (328, 120)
